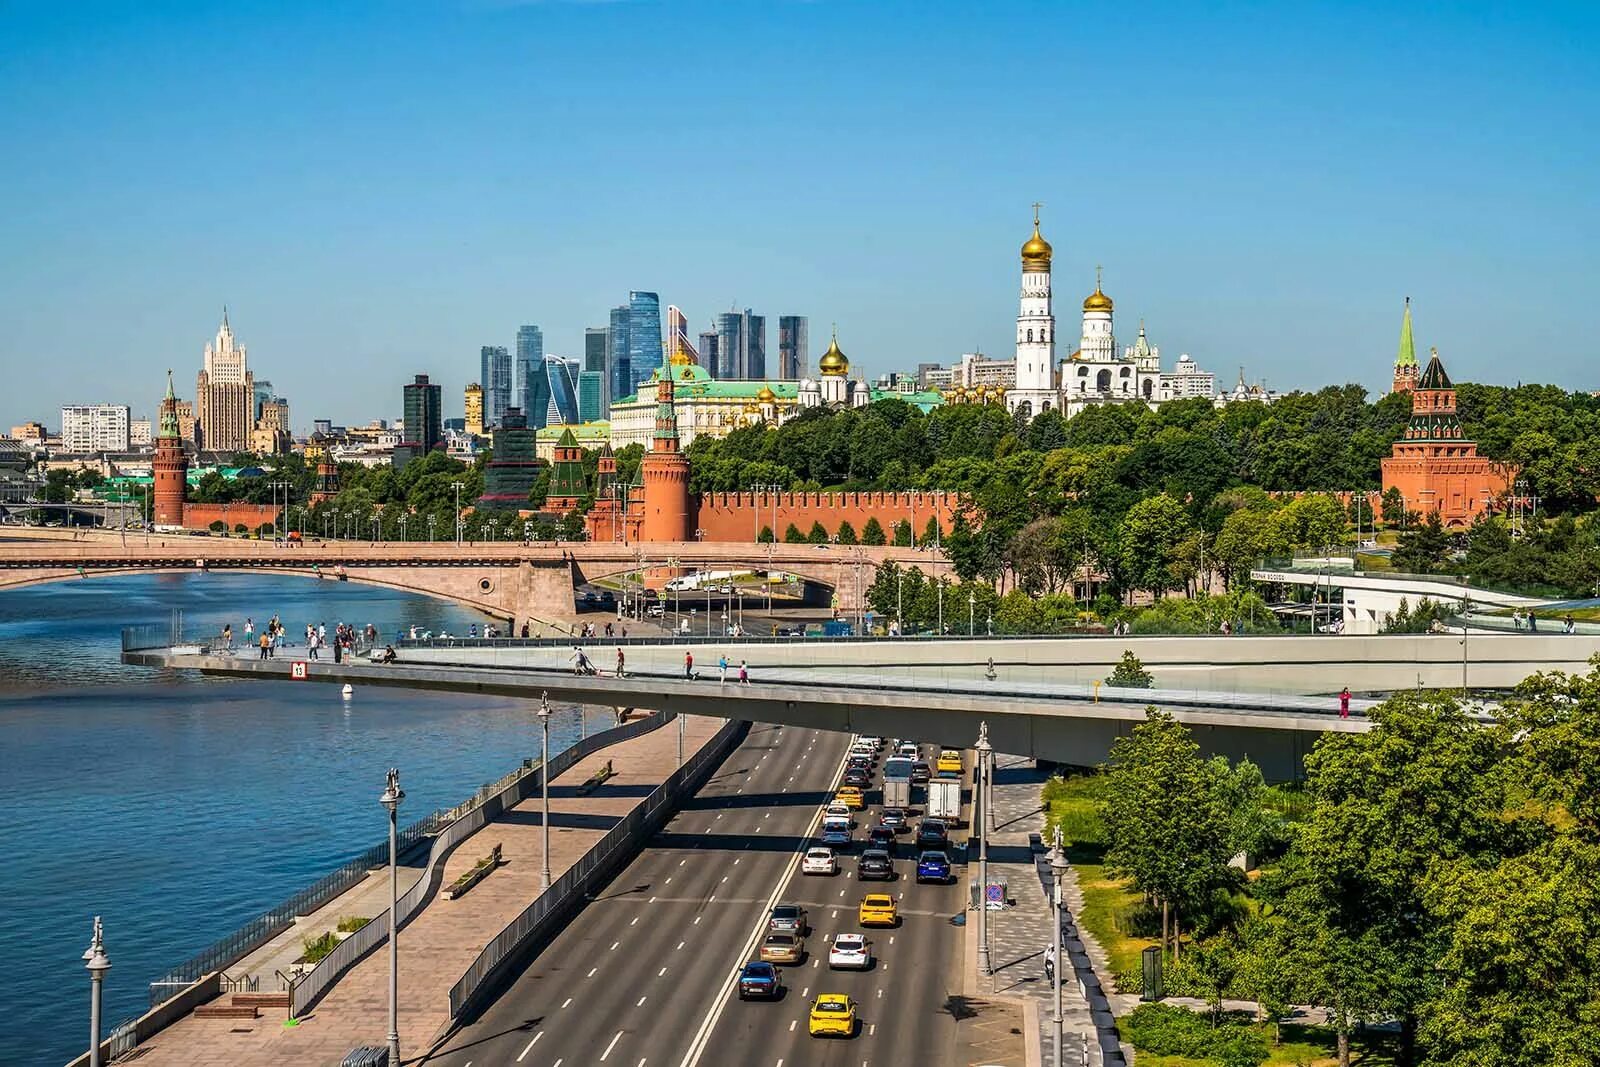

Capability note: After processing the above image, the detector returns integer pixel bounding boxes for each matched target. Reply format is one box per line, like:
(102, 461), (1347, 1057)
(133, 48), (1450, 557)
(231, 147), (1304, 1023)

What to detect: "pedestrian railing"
(288, 710), (672, 1018)
(107, 1018), (139, 1060)
(447, 716), (747, 1021)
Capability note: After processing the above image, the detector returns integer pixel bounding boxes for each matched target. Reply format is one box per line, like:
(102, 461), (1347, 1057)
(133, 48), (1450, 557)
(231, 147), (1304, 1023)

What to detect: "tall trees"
(1119, 494), (1192, 596)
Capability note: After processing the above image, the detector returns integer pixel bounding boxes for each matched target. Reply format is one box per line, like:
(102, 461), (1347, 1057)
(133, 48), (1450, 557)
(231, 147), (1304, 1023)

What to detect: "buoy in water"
(341, 684), (354, 699)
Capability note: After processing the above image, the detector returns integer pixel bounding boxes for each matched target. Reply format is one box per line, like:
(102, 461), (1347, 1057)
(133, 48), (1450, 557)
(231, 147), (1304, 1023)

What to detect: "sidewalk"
(980, 754), (1128, 1067)
(127, 714), (723, 1067)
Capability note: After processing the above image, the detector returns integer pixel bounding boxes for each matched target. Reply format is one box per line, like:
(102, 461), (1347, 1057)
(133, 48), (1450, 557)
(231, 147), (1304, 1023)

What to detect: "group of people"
(1511, 610), (1580, 634)
(577, 621), (627, 639)
(218, 614), (380, 662)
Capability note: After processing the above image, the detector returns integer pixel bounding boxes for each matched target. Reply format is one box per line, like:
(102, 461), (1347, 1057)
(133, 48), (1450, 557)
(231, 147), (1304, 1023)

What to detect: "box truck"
(927, 777), (962, 825)
(882, 777), (912, 811)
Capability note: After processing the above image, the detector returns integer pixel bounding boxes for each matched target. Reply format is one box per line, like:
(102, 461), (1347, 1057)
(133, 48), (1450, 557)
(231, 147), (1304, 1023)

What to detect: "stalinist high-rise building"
(1006, 206), (1058, 419)
(195, 309), (254, 452)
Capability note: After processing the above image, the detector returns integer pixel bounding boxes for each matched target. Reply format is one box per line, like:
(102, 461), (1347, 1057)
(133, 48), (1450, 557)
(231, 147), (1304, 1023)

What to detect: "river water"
(0, 573), (593, 1067)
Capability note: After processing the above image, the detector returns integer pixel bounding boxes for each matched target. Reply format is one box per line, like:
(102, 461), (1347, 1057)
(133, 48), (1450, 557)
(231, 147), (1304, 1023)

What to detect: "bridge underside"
(123, 651), (1350, 779)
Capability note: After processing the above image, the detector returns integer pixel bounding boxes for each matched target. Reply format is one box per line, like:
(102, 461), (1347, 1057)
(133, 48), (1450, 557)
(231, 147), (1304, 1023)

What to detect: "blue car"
(737, 960), (784, 1000)
(916, 850), (952, 884)
(821, 824), (852, 848)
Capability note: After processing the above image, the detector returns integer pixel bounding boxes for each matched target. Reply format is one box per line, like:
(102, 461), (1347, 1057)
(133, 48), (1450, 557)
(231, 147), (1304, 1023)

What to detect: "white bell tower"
(1006, 203), (1058, 420)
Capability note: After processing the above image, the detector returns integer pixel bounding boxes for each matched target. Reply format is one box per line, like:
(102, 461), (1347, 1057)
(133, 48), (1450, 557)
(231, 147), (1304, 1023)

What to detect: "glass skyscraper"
(608, 305), (631, 401)
(627, 291), (662, 396)
(714, 309), (765, 379)
(779, 315), (808, 379)
(746, 311), (766, 379)
(515, 325), (543, 421)
(585, 327), (608, 409)
(578, 370), (604, 423)
(480, 345), (512, 428)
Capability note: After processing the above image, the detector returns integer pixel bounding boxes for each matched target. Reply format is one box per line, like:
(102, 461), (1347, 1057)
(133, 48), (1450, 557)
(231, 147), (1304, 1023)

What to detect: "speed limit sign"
(291, 661), (308, 680)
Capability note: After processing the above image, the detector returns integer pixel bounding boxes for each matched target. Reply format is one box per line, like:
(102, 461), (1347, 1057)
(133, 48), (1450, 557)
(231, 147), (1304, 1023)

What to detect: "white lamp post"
(976, 722), (993, 977)
(379, 768), (405, 1067)
(84, 916), (110, 1067)
(538, 694), (552, 890)
(1050, 828), (1069, 1067)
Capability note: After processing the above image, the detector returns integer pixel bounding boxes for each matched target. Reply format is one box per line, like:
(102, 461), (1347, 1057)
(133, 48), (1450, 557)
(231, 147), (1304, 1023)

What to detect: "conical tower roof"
(1396, 297), (1418, 368)
(1418, 347), (1453, 389)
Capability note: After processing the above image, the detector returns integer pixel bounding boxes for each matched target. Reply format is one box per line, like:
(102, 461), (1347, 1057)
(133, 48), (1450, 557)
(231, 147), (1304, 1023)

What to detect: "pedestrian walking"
(1043, 942), (1056, 984)
(259, 632), (270, 661)
(738, 660), (749, 685)
(244, 617), (254, 642)
(684, 650), (694, 680)
(221, 624), (232, 649)
(718, 654), (728, 685)
(616, 648), (626, 677)
(1339, 686), (1351, 719)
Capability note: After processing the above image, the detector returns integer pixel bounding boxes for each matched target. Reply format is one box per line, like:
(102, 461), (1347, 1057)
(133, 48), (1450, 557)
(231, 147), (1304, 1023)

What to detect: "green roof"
(1396, 298), (1418, 368)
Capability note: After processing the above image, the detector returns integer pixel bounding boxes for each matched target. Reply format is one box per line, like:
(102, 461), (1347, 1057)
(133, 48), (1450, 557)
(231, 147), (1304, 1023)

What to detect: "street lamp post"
(976, 722), (993, 978)
(1050, 828), (1069, 1067)
(379, 768), (405, 1067)
(968, 591), (975, 636)
(452, 481), (465, 544)
(84, 916), (110, 1067)
(1460, 574), (1471, 698)
(537, 694), (552, 890)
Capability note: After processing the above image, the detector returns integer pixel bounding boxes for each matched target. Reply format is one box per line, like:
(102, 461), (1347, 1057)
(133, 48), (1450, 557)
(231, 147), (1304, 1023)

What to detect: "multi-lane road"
(426, 723), (971, 1067)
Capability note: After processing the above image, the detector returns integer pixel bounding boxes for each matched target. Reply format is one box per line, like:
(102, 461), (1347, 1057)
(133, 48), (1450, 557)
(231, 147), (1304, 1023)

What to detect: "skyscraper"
(397, 373), (442, 469)
(779, 316), (809, 379)
(516, 324), (544, 419)
(608, 305), (631, 401)
(627, 291), (663, 396)
(746, 312), (766, 379)
(585, 327), (609, 409)
(542, 355), (581, 427)
(195, 309), (254, 452)
(715, 311), (743, 380)
(578, 370), (604, 423)
(465, 383), (484, 437)
(665, 305), (700, 366)
(698, 329), (719, 377)
(481, 345), (512, 428)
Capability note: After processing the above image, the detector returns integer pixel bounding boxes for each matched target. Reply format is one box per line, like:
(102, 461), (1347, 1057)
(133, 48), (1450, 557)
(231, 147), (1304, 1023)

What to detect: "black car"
(910, 761), (932, 784)
(845, 756), (875, 774)
(916, 819), (949, 849)
(878, 807), (909, 833)
(857, 848), (896, 881)
(842, 768), (872, 788)
(866, 826), (897, 854)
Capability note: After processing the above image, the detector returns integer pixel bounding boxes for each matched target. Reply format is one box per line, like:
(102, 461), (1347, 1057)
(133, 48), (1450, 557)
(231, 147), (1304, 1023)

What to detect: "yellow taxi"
(858, 893), (898, 927)
(936, 750), (963, 775)
(808, 993), (857, 1038)
(835, 785), (865, 810)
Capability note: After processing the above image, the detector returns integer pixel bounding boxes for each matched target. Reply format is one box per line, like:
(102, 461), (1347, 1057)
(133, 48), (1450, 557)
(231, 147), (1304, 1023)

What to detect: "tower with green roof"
(1392, 296), (1420, 394)
(545, 427), (588, 514)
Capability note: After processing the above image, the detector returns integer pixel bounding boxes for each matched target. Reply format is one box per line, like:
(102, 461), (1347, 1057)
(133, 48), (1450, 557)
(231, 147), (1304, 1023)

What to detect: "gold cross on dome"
(1032, 201), (1043, 225)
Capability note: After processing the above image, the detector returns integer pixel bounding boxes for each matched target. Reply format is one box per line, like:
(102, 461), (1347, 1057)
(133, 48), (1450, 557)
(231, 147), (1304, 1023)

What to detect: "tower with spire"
(152, 370), (190, 530)
(1392, 297), (1420, 394)
(1006, 204), (1060, 420)
(638, 342), (691, 542)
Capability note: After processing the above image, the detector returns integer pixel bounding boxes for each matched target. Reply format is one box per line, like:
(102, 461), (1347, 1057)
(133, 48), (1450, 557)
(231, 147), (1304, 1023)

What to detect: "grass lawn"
(1076, 863), (1157, 982)
(1118, 1019), (1397, 1067)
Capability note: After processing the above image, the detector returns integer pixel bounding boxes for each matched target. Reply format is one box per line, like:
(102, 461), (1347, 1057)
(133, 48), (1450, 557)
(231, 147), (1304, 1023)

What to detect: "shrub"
(861, 517), (886, 546)
(300, 931), (341, 965)
(1106, 650), (1154, 688)
(1119, 1004), (1268, 1065)
(336, 915), (370, 933)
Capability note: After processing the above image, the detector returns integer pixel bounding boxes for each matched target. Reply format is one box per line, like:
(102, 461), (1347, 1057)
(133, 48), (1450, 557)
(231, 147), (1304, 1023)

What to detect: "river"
(0, 572), (593, 1067)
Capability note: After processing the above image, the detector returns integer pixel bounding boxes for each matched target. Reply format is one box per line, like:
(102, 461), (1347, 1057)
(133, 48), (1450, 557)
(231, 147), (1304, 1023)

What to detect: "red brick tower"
(1392, 297), (1420, 394)
(152, 370), (189, 530)
(639, 367), (691, 542)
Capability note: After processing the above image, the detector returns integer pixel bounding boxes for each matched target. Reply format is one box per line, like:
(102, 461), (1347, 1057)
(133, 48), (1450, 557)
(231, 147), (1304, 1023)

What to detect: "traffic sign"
(291, 661), (308, 680)
(986, 882), (1003, 903)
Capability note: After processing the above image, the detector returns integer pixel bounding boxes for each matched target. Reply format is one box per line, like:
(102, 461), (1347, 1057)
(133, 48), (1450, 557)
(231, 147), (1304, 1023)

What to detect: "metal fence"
(289, 710), (671, 1017)
(448, 716), (747, 1020)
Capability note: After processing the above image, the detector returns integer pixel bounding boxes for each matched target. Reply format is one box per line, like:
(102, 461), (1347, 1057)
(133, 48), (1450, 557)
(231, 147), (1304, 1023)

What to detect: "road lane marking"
(676, 941), (685, 950)
(632, 916), (641, 925)
(694, 916), (701, 924)
(611, 941), (620, 950)
(678, 732), (847, 1067)
(658, 967), (668, 976)
(562, 998), (572, 1008)
(600, 1030), (624, 1060)
(788, 1020), (796, 1032)
(665, 877), (672, 884)
(869, 1024), (876, 1035)
(801, 987), (809, 997)
(587, 967), (598, 977)
(637, 995), (648, 1006)
(516, 1031), (543, 1061)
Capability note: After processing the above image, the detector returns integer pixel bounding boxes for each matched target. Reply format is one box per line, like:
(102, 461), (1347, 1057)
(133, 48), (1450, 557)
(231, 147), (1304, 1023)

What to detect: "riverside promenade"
(121, 714), (723, 1066)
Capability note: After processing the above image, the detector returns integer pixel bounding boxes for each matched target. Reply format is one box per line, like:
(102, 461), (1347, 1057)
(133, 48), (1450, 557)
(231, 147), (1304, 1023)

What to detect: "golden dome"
(757, 384), (776, 403)
(1083, 267), (1113, 313)
(819, 330), (848, 376)
(1021, 213), (1052, 273)
(742, 401), (759, 414)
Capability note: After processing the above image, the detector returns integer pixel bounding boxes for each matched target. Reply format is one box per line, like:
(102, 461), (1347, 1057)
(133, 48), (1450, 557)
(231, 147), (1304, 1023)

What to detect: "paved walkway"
(129, 714), (723, 1067)
(980, 754), (1127, 1067)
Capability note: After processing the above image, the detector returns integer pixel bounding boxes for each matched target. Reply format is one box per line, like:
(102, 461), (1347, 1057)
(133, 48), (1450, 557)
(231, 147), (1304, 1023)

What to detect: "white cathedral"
(1005, 209), (1161, 420)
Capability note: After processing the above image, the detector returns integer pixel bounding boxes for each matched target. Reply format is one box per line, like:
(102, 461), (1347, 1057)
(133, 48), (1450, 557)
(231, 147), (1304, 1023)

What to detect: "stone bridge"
(0, 535), (936, 627)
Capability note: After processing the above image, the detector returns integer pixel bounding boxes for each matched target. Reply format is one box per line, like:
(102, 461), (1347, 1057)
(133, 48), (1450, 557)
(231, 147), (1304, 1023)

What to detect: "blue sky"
(2, 1), (1597, 431)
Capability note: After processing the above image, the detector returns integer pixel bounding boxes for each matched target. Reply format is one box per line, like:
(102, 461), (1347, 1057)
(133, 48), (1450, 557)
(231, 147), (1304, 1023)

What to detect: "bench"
(576, 760), (615, 796)
(444, 843), (503, 900)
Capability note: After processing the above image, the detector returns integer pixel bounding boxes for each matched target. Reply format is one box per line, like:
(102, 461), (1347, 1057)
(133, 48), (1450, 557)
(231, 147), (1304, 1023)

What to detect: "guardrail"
(447, 716), (747, 1021)
(289, 710), (671, 1017)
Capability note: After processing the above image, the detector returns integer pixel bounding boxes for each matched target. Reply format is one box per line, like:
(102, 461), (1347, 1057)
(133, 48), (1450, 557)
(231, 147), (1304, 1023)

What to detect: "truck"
(882, 777), (911, 811)
(926, 776), (962, 826)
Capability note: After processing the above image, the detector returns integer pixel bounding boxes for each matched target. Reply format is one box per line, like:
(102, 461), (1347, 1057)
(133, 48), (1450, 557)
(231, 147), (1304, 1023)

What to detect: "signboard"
(986, 882), (1004, 904)
(291, 661), (308, 680)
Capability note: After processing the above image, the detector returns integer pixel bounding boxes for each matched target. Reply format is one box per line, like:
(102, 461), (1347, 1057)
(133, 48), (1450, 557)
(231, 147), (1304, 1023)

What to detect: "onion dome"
(1021, 205), (1052, 272)
(1083, 267), (1113, 313)
(819, 330), (849, 376)
(757, 384), (777, 403)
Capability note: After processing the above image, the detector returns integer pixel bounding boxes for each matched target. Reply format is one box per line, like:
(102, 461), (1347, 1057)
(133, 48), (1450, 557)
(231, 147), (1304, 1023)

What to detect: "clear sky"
(2, 1), (1597, 432)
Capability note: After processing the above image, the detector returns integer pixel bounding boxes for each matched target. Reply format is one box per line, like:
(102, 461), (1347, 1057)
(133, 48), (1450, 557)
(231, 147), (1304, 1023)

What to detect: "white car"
(802, 847), (837, 875)
(824, 803), (854, 825)
(828, 933), (872, 970)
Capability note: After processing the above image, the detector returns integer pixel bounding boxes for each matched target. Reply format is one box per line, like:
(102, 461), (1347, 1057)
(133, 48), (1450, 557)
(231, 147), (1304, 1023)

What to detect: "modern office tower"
(530, 354), (581, 429)
(608, 304), (631, 401)
(627, 291), (663, 395)
(585, 327), (609, 408)
(578, 370), (604, 423)
(465, 382), (485, 437)
(516, 324), (544, 420)
(698, 329), (719, 377)
(395, 373), (442, 468)
(779, 316), (808, 379)
(665, 305), (701, 366)
(195, 309), (254, 452)
(746, 312), (766, 379)
(313, 418), (333, 437)
(60, 404), (131, 452)
(253, 379), (273, 422)
(714, 312), (743, 380)
(481, 344), (512, 428)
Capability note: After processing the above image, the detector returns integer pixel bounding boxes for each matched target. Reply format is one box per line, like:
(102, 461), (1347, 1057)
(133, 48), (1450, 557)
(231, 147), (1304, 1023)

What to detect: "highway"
(425, 723), (971, 1067)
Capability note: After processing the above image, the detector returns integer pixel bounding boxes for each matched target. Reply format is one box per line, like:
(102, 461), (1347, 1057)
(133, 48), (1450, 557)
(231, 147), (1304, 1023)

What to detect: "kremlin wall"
(694, 490), (961, 543)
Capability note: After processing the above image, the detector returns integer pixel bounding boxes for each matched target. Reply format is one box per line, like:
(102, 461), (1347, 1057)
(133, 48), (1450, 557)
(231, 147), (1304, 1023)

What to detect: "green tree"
(918, 516), (941, 547)
(835, 520), (858, 545)
(758, 525), (774, 544)
(1381, 486), (1406, 526)
(783, 523), (805, 544)
(1119, 494), (1192, 596)
(892, 519), (913, 547)
(807, 520), (829, 544)
(861, 517), (886, 546)
(1392, 511), (1450, 573)
(1106, 650), (1154, 688)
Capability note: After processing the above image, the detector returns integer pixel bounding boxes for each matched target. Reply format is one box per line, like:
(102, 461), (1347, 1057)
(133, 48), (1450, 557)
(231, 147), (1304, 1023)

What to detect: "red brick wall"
(182, 503), (283, 532)
(694, 491), (963, 543)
